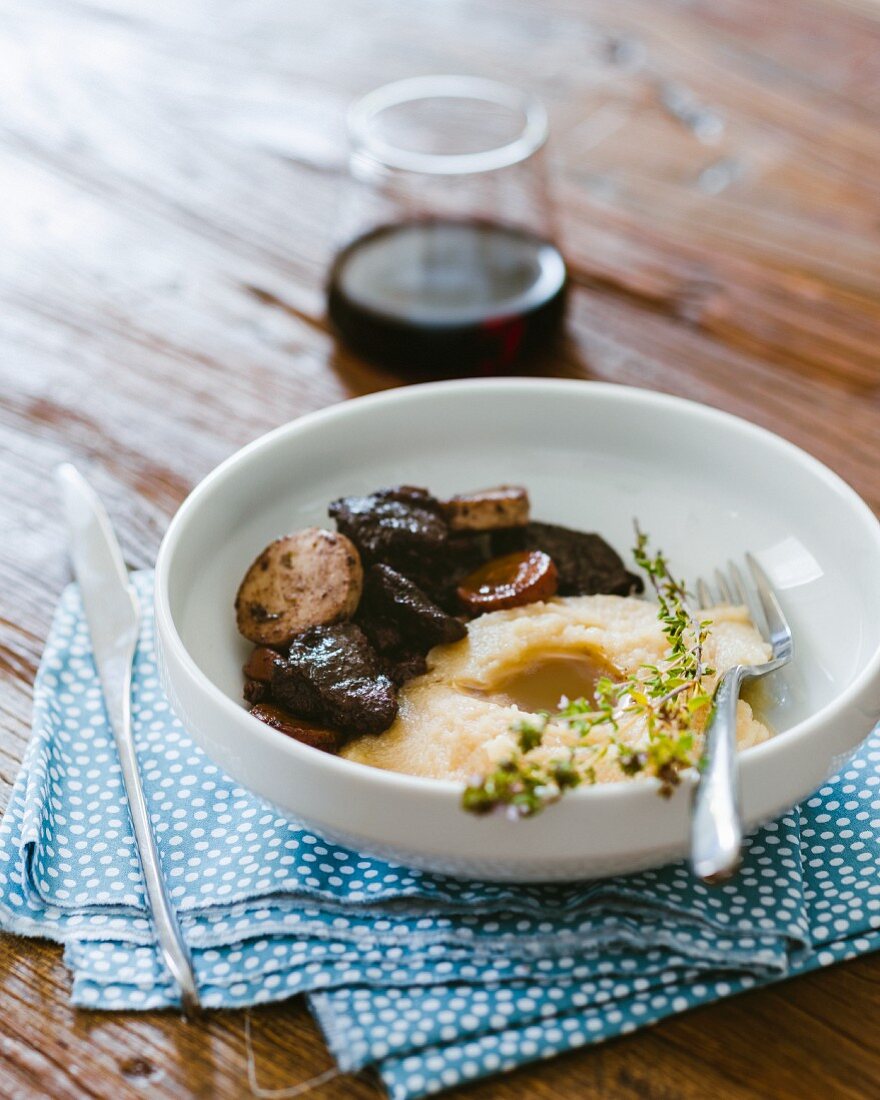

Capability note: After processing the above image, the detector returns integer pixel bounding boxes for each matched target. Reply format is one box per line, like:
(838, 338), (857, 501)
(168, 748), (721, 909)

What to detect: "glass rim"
(347, 75), (549, 176)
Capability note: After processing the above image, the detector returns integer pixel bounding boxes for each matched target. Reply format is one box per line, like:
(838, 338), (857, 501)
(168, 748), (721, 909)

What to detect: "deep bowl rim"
(154, 377), (880, 809)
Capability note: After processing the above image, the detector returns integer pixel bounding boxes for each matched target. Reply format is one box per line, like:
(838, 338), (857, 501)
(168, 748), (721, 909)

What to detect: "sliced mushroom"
(440, 485), (530, 532)
(235, 528), (363, 646)
(249, 703), (340, 753)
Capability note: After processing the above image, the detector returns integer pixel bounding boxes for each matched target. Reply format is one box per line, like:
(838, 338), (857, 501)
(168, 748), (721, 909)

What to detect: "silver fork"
(691, 554), (793, 883)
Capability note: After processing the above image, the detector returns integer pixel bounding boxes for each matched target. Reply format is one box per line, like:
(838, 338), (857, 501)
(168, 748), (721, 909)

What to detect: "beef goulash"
(234, 484), (644, 754)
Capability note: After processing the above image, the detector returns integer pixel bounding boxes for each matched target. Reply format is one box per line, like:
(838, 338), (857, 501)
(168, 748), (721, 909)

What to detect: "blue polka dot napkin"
(1, 572), (878, 1099)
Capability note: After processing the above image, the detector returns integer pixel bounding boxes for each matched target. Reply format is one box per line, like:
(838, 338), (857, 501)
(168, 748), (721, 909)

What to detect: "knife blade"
(56, 463), (200, 1016)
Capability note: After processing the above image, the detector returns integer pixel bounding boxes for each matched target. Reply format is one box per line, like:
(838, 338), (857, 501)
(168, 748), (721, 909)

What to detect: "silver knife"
(56, 464), (200, 1016)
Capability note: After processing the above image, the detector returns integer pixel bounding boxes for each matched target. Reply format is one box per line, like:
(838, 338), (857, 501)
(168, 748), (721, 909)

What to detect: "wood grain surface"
(1, 0), (879, 1096)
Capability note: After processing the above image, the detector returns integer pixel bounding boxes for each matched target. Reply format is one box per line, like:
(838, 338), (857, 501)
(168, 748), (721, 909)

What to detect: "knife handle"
(56, 464), (200, 1015)
(113, 643), (202, 1016)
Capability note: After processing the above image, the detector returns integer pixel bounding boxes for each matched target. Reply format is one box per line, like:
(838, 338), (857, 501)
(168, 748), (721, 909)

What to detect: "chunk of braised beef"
(358, 613), (406, 656)
(413, 532), (493, 611)
(243, 678), (269, 704)
(328, 486), (449, 575)
(491, 522), (643, 597)
(448, 531), (493, 573)
(382, 651), (429, 686)
(360, 564), (467, 653)
(271, 622), (398, 737)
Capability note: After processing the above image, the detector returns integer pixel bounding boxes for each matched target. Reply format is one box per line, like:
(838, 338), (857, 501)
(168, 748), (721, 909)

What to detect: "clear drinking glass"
(327, 76), (567, 376)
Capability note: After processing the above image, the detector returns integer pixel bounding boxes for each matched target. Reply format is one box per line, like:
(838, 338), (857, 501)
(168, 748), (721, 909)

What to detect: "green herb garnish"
(462, 524), (715, 818)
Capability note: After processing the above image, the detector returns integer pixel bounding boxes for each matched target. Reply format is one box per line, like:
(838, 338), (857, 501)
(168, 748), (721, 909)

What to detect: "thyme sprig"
(462, 525), (716, 818)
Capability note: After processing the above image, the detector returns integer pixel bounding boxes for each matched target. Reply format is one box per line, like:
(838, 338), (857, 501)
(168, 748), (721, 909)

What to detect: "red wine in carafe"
(327, 219), (567, 374)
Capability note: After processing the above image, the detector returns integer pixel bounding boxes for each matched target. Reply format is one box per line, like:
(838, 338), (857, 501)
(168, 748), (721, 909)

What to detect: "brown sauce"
(458, 648), (620, 714)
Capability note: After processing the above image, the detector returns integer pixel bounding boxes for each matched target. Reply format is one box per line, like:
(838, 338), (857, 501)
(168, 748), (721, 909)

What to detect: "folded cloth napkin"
(1, 572), (878, 1099)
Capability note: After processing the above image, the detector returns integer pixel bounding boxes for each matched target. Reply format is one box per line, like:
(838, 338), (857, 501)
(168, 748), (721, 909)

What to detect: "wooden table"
(1, 0), (879, 1095)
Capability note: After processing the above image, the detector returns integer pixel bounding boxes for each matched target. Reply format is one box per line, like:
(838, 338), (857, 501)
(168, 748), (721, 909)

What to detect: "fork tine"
(714, 569), (732, 604)
(727, 560), (748, 604)
(696, 577), (712, 608)
(745, 553), (793, 659)
(730, 559), (770, 639)
(727, 559), (766, 636)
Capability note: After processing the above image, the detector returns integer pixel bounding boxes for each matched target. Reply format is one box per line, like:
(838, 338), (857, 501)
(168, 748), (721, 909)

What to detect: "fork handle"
(691, 667), (745, 882)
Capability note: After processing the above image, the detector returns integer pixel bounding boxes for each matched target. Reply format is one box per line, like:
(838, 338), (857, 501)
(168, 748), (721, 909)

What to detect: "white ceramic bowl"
(155, 380), (880, 881)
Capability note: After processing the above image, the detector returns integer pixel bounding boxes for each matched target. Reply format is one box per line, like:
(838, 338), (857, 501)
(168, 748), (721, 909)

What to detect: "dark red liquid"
(327, 219), (568, 375)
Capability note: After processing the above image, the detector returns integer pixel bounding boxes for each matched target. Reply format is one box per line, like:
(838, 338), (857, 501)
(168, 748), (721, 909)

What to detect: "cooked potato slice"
(440, 485), (530, 531)
(235, 528), (363, 645)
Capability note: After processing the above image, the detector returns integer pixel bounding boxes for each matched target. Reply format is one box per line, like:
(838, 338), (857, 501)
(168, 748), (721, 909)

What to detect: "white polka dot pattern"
(0, 573), (877, 1100)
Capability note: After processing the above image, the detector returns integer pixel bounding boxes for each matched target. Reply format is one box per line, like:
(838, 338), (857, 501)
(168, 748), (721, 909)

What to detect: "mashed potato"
(341, 595), (772, 783)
